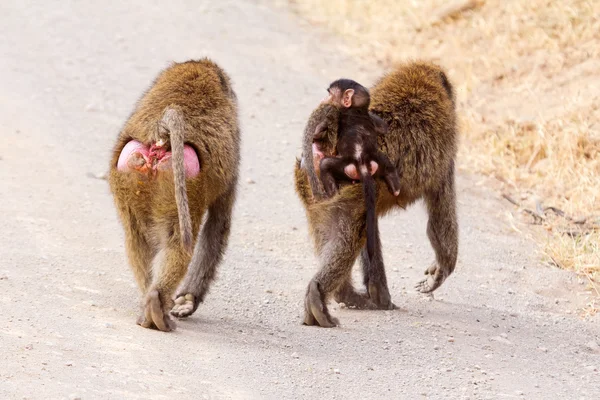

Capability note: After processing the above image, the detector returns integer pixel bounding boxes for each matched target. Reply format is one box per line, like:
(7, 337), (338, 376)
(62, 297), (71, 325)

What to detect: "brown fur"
(295, 61), (458, 327)
(301, 103), (339, 200)
(108, 59), (240, 331)
(317, 79), (400, 199)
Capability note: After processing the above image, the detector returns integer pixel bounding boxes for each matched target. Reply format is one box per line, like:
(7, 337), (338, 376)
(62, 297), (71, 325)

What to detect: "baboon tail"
(360, 166), (377, 264)
(161, 107), (193, 255)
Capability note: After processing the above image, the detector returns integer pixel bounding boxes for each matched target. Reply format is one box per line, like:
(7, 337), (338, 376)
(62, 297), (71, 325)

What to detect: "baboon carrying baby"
(108, 59), (240, 331)
(307, 78), (402, 317)
(296, 61), (458, 327)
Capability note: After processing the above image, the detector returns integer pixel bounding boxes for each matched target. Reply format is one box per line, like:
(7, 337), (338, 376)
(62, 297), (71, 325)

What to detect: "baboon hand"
(137, 290), (176, 332)
(415, 263), (449, 293)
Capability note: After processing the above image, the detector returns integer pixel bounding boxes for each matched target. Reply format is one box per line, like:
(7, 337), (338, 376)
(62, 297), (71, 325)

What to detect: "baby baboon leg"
(333, 276), (377, 310)
(319, 156), (349, 198)
(172, 185), (236, 318)
(360, 237), (394, 310)
(416, 165), (458, 293)
(138, 239), (191, 331)
(375, 151), (401, 196)
(304, 220), (362, 327)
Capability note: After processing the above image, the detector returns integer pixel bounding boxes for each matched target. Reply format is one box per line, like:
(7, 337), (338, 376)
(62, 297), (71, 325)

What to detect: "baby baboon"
(318, 79), (401, 199)
(109, 59), (240, 331)
(295, 61), (458, 327)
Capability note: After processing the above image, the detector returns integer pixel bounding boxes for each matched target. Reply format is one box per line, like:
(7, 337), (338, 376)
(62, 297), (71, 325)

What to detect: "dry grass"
(284, 0), (600, 308)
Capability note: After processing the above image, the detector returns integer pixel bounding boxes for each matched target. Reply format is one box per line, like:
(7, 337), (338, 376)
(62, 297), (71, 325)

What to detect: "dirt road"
(0, 1), (598, 399)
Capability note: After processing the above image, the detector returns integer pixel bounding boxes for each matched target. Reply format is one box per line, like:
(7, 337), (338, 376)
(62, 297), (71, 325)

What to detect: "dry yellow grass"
(284, 0), (600, 309)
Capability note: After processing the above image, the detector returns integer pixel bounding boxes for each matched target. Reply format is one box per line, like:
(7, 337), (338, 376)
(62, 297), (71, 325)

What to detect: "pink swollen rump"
(181, 145), (200, 177)
(116, 140), (200, 177)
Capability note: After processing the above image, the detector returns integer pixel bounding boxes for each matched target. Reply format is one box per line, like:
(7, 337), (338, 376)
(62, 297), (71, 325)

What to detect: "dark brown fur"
(108, 59), (240, 331)
(301, 103), (339, 201)
(318, 79), (400, 199)
(295, 61), (458, 327)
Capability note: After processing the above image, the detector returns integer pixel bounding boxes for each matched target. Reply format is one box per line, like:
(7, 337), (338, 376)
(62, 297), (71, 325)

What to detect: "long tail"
(161, 107), (193, 255)
(360, 164), (377, 263)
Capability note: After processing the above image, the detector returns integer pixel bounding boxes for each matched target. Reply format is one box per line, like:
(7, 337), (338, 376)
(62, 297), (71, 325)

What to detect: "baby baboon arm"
(370, 112), (388, 136)
(172, 183), (236, 318)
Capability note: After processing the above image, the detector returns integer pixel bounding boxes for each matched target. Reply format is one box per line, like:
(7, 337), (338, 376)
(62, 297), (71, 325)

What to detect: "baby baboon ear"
(342, 89), (354, 108)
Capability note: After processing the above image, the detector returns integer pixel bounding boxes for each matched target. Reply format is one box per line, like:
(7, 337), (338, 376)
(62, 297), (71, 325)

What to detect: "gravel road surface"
(0, 1), (598, 399)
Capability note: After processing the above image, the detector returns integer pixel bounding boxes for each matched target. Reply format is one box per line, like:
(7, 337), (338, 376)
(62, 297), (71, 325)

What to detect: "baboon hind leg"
(304, 214), (363, 327)
(360, 233), (395, 309)
(171, 185), (236, 318)
(137, 236), (191, 332)
(332, 232), (393, 310)
(122, 213), (155, 293)
(416, 165), (458, 293)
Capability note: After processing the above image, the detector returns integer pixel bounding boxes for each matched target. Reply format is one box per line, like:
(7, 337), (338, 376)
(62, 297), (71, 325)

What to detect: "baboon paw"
(170, 293), (196, 318)
(137, 290), (176, 332)
(334, 288), (378, 310)
(303, 280), (339, 328)
(415, 264), (447, 294)
(303, 309), (339, 328)
(367, 281), (396, 310)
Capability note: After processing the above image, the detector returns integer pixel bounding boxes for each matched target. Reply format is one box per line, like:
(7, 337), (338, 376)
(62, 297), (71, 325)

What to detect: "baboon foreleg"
(171, 185), (236, 318)
(304, 218), (362, 327)
(137, 237), (191, 332)
(416, 166), (458, 293)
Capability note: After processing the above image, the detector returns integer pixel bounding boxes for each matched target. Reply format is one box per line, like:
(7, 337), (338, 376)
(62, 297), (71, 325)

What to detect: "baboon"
(109, 59), (240, 331)
(295, 61), (458, 327)
(308, 79), (401, 300)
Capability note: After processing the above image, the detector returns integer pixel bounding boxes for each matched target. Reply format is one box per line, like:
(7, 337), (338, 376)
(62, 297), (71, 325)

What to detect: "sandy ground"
(0, 1), (598, 399)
